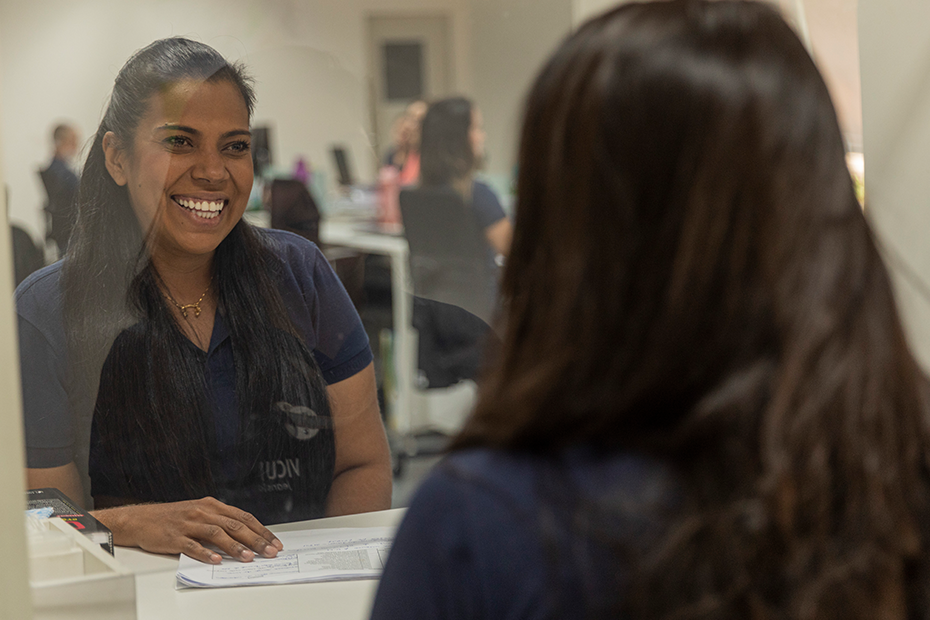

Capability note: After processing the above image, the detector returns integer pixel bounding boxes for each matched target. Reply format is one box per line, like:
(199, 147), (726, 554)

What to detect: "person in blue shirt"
(41, 123), (80, 253)
(419, 96), (513, 258)
(17, 37), (391, 564)
(371, 2), (930, 619)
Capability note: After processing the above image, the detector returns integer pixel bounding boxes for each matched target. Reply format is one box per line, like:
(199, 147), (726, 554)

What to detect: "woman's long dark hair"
(419, 97), (476, 186)
(64, 38), (332, 509)
(455, 1), (930, 618)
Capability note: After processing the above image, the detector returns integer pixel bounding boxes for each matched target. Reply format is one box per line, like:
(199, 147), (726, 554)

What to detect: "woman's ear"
(102, 131), (128, 186)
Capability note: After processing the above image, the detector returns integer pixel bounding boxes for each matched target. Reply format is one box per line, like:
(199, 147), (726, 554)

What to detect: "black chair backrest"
(11, 225), (44, 288)
(38, 168), (53, 196)
(399, 186), (498, 324)
(268, 178), (321, 245)
(38, 168), (58, 245)
(38, 166), (78, 249)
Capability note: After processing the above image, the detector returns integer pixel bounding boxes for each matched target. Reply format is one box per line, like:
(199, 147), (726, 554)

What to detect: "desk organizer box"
(30, 517), (136, 620)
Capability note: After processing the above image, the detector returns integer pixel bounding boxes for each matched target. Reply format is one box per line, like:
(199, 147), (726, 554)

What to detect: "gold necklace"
(163, 278), (212, 319)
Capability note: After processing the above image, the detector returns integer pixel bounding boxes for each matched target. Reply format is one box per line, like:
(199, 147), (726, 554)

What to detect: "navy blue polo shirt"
(16, 229), (372, 476)
(471, 180), (507, 230)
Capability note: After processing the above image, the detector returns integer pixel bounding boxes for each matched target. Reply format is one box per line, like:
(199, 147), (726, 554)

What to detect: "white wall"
(572, 0), (623, 23)
(469, 0), (574, 195)
(859, 0), (930, 372)
(803, 0), (861, 148)
(0, 0), (473, 240)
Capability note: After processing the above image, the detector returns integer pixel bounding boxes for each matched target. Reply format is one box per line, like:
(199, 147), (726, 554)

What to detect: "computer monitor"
(252, 126), (273, 177)
(331, 146), (354, 187)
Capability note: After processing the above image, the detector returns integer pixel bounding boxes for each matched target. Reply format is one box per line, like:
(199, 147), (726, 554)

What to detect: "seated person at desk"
(372, 2), (930, 618)
(418, 97), (513, 258)
(17, 37), (391, 564)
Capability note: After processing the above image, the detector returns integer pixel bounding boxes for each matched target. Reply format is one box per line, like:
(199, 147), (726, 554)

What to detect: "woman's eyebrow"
(156, 123), (198, 134)
(223, 129), (252, 139)
(154, 125), (251, 139)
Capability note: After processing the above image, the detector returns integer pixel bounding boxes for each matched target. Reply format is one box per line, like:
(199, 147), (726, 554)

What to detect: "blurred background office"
(0, 0), (863, 238)
(0, 0), (866, 507)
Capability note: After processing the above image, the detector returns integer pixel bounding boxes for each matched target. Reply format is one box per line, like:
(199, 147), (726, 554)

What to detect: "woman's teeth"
(176, 198), (224, 219)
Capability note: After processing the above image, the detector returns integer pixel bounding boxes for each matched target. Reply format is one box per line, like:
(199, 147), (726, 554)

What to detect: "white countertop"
(116, 508), (406, 620)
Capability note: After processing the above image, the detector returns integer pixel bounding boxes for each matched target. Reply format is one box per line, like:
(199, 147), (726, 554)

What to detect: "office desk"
(318, 220), (417, 436)
(117, 508), (406, 620)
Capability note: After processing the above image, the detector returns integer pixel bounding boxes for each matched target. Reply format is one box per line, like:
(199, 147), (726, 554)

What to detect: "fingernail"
(272, 538), (284, 550)
(264, 545), (277, 557)
(210, 553), (222, 564)
(240, 549), (255, 561)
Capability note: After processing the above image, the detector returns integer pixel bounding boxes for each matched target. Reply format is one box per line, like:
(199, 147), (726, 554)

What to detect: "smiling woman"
(104, 79), (253, 269)
(15, 37), (392, 564)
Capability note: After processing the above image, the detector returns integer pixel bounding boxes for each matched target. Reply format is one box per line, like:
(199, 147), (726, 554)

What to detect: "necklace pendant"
(162, 277), (211, 321)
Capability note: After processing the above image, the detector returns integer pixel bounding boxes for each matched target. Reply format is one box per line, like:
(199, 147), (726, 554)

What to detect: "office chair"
(39, 169), (76, 257)
(268, 178), (321, 245)
(394, 187), (500, 462)
(11, 224), (44, 288)
(399, 186), (499, 326)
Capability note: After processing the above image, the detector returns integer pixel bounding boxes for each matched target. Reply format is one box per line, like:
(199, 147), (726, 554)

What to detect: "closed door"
(368, 14), (453, 168)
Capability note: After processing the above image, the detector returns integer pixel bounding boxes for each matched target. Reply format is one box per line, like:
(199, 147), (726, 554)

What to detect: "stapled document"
(176, 527), (395, 589)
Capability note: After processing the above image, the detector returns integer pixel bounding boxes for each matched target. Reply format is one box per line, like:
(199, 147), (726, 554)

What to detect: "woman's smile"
(173, 195), (228, 220)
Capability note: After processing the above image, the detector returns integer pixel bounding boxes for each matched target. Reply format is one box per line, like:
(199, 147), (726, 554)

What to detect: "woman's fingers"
(179, 499), (278, 561)
(191, 522), (258, 562)
(97, 497), (283, 562)
(205, 499), (283, 553)
(211, 514), (271, 557)
(181, 537), (223, 565)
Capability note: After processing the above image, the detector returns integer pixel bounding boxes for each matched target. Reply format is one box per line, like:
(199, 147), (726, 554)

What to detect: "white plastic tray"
(31, 517), (136, 620)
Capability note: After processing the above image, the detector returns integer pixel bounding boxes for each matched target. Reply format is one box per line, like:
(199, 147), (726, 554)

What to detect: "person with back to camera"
(371, 1), (930, 618)
(16, 37), (392, 564)
(418, 97), (513, 258)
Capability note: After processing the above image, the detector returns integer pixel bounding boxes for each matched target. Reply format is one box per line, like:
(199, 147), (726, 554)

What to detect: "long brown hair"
(455, 1), (930, 617)
(419, 97), (476, 186)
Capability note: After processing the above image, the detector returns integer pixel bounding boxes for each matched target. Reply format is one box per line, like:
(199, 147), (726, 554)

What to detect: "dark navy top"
(16, 228), (372, 475)
(42, 157), (80, 251)
(471, 180), (507, 230)
(371, 448), (675, 620)
(469, 179), (507, 289)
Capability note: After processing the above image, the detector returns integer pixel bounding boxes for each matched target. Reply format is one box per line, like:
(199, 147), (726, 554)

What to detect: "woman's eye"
(164, 135), (192, 150)
(226, 140), (251, 154)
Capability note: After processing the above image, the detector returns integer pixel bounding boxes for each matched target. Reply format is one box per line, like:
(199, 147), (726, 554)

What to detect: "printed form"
(176, 526), (395, 589)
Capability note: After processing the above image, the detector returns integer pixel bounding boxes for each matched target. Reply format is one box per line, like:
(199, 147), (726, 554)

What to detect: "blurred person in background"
(419, 96), (512, 258)
(379, 100), (428, 225)
(383, 99), (427, 185)
(41, 123), (80, 253)
(370, 1), (930, 618)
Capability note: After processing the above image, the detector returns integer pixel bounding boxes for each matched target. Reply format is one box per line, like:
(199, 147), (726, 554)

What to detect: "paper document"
(176, 526), (395, 589)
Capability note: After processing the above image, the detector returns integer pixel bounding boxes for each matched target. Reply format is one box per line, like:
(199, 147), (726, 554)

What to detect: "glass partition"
(2, 2), (902, 616)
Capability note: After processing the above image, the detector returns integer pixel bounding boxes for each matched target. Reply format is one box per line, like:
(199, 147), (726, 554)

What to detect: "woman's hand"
(92, 497), (283, 564)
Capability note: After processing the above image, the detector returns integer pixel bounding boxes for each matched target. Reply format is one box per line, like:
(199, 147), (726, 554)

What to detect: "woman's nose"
(192, 147), (228, 183)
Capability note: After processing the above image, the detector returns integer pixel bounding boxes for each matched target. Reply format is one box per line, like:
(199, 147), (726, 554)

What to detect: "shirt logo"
(275, 401), (330, 441)
(259, 458), (301, 482)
